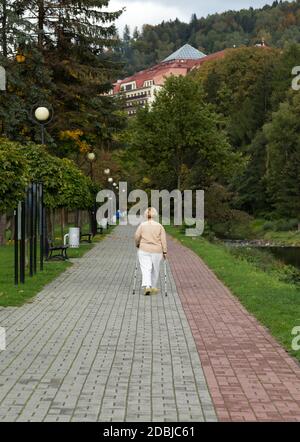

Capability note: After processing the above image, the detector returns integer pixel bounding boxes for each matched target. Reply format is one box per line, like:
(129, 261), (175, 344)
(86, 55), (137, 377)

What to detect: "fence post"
(20, 200), (26, 284)
(27, 184), (34, 277)
(33, 183), (37, 274)
(14, 207), (19, 285)
(39, 183), (44, 271)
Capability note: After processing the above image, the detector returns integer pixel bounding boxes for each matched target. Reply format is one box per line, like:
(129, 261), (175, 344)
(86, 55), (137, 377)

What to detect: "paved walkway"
(0, 226), (216, 422)
(168, 238), (300, 422)
(0, 226), (299, 422)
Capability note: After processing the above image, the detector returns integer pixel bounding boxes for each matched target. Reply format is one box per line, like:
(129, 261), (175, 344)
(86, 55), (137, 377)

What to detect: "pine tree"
(133, 26), (139, 40)
(21, 1), (123, 50)
(18, 1), (125, 151)
(0, 0), (29, 56)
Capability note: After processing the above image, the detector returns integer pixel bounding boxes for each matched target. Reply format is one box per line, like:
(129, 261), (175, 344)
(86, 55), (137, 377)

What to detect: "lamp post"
(87, 152), (97, 236)
(87, 151), (96, 181)
(30, 105), (53, 145)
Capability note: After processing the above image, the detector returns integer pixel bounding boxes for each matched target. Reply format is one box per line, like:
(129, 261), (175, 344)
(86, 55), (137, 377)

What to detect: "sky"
(109, 0), (275, 33)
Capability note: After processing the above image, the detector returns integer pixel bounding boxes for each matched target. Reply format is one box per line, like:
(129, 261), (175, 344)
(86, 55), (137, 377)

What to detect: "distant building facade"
(110, 44), (225, 116)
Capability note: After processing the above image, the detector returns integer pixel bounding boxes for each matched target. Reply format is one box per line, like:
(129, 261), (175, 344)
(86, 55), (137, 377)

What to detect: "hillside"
(121, 0), (300, 75)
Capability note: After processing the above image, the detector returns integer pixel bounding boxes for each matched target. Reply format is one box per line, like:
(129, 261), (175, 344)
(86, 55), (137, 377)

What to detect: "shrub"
(275, 219), (298, 232)
(262, 221), (274, 231)
(0, 138), (28, 212)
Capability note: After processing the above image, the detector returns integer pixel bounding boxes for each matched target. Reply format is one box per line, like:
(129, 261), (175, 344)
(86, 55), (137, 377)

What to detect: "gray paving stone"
(0, 225), (217, 422)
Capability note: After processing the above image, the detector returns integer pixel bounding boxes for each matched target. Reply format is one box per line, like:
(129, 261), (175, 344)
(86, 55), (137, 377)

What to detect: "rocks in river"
(223, 239), (279, 248)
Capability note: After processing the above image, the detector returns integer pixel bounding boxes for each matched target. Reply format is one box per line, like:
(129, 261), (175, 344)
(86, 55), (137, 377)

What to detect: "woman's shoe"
(144, 287), (151, 296)
(151, 288), (159, 295)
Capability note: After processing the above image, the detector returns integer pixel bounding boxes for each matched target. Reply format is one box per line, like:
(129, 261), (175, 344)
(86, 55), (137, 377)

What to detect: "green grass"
(263, 230), (300, 246)
(0, 226), (114, 308)
(166, 225), (300, 362)
(249, 218), (300, 245)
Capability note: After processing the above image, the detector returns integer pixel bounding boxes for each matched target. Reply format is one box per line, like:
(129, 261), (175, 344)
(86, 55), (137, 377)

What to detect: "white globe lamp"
(87, 152), (96, 162)
(35, 106), (50, 122)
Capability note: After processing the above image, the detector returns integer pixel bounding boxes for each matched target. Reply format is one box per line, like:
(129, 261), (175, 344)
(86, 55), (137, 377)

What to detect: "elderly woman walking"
(134, 208), (167, 296)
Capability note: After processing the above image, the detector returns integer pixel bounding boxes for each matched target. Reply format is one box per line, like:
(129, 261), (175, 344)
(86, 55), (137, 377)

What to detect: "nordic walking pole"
(133, 254), (138, 295)
(164, 259), (168, 297)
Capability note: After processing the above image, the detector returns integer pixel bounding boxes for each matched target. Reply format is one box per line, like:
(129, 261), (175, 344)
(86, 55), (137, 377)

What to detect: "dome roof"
(162, 44), (206, 63)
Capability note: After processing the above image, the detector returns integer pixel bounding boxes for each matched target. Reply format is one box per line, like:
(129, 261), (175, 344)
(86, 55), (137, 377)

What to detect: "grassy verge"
(249, 219), (300, 246)
(166, 225), (300, 362)
(0, 227), (114, 308)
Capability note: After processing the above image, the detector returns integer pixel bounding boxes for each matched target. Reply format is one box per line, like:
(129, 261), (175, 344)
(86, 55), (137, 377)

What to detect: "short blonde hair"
(144, 207), (158, 220)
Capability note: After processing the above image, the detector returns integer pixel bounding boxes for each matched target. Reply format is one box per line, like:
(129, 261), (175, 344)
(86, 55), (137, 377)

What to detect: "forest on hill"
(121, 0), (300, 75)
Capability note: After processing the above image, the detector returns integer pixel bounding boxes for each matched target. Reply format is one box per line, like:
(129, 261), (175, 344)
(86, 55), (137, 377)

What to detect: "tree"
(0, 47), (55, 141)
(193, 47), (279, 149)
(19, 1), (123, 50)
(264, 92), (300, 217)
(0, 1), (126, 162)
(125, 75), (240, 191)
(0, 0), (30, 57)
(16, 142), (94, 209)
(230, 130), (269, 215)
(270, 43), (300, 110)
(0, 138), (28, 244)
(133, 27), (140, 40)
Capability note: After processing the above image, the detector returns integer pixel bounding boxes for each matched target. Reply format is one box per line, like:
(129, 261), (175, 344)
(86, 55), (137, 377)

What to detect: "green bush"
(262, 221), (274, 231)
(18, 143), (95, 209)
(274, 219), (299, 232)
(0, 138), (28, 212)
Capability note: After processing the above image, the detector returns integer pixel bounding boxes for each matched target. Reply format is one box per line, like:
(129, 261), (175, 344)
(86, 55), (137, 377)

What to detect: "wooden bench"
(80, 232), (92, 243)
(45, 238), (69, 261)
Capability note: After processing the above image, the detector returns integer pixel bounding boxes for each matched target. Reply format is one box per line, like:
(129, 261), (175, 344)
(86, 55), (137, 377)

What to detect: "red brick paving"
(167, 236), (300, 422)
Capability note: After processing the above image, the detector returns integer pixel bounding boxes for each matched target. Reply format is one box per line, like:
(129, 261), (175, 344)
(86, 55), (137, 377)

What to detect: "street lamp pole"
(30, 105), (53, 145)
(87, 152), (96, 236)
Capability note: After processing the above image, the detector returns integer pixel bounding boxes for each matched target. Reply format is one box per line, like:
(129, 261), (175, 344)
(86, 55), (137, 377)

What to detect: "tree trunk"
(38, 0), (45, 49)
(60, 208), (65, 242)
(0, 213), (6, 245)
(51, 208), (55, 240)
(75, 209), (82, 228)
(1, 0), (8, 57)
(10, 214), (15, 241)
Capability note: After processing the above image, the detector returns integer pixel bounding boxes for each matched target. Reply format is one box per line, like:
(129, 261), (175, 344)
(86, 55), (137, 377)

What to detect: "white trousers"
(138, 250), (163, 288)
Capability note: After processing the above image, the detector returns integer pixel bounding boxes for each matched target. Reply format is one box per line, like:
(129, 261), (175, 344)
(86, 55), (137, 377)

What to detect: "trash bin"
(64, 227), (80, 248)
(99, 218), (108, 230)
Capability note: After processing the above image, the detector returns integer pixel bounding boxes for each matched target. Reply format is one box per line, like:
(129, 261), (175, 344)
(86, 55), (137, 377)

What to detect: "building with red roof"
(110, 44), (226, 116)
